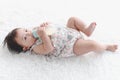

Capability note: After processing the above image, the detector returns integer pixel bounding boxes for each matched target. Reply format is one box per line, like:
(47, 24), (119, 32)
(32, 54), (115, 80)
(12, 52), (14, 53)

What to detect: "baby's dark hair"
(3, 28), (23, 54)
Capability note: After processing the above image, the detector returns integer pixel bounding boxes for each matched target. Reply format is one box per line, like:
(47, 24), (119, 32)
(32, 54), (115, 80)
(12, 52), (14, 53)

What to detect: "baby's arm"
(33, 26), (54, 54)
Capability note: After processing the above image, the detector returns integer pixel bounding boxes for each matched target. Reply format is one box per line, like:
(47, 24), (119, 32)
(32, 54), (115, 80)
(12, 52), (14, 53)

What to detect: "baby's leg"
(73, 39), (118, 55)
(67, 17), (96, 37)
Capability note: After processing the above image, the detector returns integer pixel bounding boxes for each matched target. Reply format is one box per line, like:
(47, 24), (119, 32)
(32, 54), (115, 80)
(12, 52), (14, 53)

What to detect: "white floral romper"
(30, 24), (83, 57)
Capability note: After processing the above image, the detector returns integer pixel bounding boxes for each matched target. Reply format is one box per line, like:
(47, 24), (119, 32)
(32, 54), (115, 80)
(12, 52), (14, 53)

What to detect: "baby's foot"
(106, 44), (118, 52)
(85, 22), (96, 36)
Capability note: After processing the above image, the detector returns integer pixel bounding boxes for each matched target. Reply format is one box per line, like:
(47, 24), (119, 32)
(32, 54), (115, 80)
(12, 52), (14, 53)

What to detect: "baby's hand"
(33, 22), (51, 30)
(40, 22), (50, 27)
(37, 26), (46, 37)
(38, 26), (45, 32)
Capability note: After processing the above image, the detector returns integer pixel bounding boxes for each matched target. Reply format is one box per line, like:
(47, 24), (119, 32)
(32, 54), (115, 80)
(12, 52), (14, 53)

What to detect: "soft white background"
(0, 0), (120, 80)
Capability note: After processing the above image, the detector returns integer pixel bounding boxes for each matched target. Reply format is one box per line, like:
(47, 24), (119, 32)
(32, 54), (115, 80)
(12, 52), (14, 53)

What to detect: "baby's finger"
(40, 23), (46, 27)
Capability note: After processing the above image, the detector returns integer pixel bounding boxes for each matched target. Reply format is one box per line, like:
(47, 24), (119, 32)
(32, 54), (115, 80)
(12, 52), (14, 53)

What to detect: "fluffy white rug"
(1, 45), (120, 80)
(0, 0), (120, 80)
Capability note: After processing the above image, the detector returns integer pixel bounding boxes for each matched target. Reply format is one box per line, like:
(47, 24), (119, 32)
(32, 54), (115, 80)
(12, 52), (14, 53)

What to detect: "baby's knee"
(68, 17), (76, 21)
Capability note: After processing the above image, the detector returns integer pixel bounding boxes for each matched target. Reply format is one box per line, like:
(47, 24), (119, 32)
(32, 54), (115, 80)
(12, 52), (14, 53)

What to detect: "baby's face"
(15, 28), (36, 50)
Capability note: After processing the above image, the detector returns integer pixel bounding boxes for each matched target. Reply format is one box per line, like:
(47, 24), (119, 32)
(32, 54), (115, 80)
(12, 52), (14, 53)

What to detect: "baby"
(3, 17), (118, 57)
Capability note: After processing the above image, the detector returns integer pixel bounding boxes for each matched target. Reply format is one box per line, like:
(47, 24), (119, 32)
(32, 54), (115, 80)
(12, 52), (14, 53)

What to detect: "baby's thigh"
(73, 39), (94, 55)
